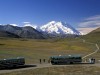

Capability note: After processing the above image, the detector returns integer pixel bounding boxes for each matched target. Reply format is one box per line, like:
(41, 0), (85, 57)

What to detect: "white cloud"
(24, 24), (37, 29)
(22, 21), (38, 29)
(78, 20), (100, 28)
(78, 15), (100, 34)
(23, 22), (31, 24)
(85, 15), (100, 21)
(10, 24), (18, 26)
(78, 15), (100, 28)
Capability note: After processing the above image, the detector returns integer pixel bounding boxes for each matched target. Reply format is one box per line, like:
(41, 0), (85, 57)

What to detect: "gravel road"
(0, 63), (100, 74)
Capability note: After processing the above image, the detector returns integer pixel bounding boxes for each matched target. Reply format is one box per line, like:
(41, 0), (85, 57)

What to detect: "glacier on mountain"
(40, 21), (81, 35)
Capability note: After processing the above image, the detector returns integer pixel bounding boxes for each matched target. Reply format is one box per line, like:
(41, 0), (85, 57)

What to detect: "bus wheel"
(70, 62), (73, 64)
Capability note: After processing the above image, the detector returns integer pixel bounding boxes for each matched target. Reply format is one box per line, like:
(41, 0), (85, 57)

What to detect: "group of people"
(39, 59), (51, 64)
(39, 59), (46, 64)
(85, 58), (95, 63)
(89, 58), (95, 64)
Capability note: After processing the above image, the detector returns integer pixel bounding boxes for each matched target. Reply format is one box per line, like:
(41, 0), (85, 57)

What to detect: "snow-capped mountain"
(40, 21), (81, 35)
(0, 21), (81, 39)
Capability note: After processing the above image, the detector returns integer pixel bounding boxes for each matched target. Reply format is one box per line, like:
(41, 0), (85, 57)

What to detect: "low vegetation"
(0, 27), (100, 75)
(0, 37), (99, 64)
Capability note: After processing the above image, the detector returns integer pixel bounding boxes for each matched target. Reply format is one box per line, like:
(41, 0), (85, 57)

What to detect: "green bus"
(50, 55), (82, 65)
(0, 57), (25, 68)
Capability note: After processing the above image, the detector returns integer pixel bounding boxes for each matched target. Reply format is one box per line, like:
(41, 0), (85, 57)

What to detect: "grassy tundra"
(0, 36), (100, 75)
(0, 37), (99, 64)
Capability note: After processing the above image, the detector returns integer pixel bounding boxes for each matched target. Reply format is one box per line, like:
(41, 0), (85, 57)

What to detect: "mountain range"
(0, 30), (20, 38)
(0, 25), (45, 39)
(0, 21), (81, 39)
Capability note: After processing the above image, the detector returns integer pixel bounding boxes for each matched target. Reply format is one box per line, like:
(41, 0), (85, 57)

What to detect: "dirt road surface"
(0, 63), (100, 74)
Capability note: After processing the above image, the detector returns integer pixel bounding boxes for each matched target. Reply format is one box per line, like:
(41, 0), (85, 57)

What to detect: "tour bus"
(50, 55), (82, 65)
(0, 57), (25, 68)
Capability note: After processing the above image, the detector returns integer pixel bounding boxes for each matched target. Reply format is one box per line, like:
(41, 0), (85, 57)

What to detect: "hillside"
(81, 27), (100, 60)
(0, 37), (98, 64)
(0, 29), (100, 74)
(0, 30), (20, 38)
(83, 27), (100, 46)
(0, 25), (45, 39)
(87, 27), (100, 35)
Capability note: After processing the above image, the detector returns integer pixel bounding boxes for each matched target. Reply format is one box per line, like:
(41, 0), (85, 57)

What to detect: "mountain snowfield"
(9, 21), (81, 35)
(0, 21), (81, 37)
(40, 21), (81, 35)
(24, 23), (37, 29)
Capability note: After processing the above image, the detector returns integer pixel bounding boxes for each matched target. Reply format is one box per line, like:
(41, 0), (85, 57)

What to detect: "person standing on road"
(40, 59), (41, 64)
(43, 59), (45, 63)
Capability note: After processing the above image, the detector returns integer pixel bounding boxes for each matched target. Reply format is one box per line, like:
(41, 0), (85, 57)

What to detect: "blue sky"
(0, 0), (100, 32)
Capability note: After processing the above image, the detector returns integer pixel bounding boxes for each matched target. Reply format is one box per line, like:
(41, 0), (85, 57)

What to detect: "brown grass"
(0, 37), (100, 75)
(0, 38), (99, 64)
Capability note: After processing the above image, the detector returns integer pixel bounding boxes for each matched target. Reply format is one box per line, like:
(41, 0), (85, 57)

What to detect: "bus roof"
(50, 55), (81, 58)
(0, 57), (24, 61)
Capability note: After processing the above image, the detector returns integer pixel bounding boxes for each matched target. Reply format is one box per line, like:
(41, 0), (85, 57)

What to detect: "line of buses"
(0, 55), (95, 69)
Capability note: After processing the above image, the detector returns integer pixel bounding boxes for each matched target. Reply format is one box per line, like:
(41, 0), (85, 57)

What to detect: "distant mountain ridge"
(88, 27), (100, 34)
(0, 25), (45, 39)
(85, 27), (100, 39)
(0, 30), (20, 38)
(83, 27), (100, 47)
(0, 21), (81, 39)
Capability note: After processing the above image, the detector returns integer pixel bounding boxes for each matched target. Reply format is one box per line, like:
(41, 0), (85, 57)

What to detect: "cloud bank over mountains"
(9, 22), (37, 29)
(77, 15), (100, 34)
(78, 15), (100, 28)
(0, 21), (81, 36)
(10, 24), (18, 26)
(23, 22), (37, 29)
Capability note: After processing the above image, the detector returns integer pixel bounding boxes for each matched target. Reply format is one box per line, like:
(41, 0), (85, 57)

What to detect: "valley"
(0, 37), (98, 64)
(0, 37), (100, 75)
(0, 27), (100, 75)
(0, 0), (100, 75)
